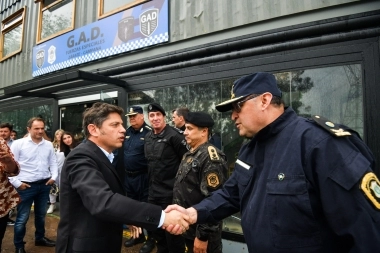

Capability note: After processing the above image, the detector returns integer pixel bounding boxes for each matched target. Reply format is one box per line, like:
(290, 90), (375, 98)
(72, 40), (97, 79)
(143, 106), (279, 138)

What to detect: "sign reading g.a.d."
(32, 0), (169, 77)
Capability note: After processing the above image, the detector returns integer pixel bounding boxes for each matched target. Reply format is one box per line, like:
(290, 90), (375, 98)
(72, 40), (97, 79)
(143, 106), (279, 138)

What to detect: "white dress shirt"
(97, 146), (115, 164)
(9, 135), (58, 188)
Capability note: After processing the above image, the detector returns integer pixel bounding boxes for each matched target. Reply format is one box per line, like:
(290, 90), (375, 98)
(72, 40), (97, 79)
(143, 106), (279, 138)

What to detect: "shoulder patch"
(208, 146), (220, 161)
(207, 172), (220, 188)
(360, 172), (380, 210)
(312, 115), (351, 137)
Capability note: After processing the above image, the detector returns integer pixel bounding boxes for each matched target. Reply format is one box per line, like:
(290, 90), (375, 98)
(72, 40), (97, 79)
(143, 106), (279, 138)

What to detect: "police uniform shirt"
(124, 123), (151, 172)
(193, 107), (380, 252)
(173, 143), (227, 243)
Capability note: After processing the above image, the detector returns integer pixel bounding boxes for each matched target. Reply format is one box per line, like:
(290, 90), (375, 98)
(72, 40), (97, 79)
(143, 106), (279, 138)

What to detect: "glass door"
(60, 103), (94, 142)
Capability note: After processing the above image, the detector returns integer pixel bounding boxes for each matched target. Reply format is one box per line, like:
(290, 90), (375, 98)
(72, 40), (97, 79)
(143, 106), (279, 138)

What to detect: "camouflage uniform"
(173, 143), (228, 253)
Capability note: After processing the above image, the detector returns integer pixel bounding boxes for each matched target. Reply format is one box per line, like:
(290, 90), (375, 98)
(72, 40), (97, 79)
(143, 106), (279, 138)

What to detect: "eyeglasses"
(232, 94), (261, 112)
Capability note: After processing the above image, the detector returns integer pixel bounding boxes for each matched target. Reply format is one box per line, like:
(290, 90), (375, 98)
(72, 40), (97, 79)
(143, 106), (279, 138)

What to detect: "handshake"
(163, 205), (198, 235)
(129, 205), (198, 239)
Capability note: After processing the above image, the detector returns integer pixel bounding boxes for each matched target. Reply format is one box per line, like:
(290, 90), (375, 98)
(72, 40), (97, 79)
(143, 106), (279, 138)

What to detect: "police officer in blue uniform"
(122, 106), (156, 253)
(166, 72), (380, 252)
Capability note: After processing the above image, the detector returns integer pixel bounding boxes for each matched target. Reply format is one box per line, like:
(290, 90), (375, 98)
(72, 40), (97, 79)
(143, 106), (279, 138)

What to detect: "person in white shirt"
(9, 117), (58, 253)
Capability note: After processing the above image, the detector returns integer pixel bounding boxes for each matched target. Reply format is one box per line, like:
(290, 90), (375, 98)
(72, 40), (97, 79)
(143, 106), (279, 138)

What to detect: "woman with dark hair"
(47, 132), (78, 214)
(59, 132), (78, 157)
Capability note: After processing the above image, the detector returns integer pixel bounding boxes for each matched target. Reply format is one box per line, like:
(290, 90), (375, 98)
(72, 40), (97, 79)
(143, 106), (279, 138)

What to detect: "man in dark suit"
(56, 102), (190, 253)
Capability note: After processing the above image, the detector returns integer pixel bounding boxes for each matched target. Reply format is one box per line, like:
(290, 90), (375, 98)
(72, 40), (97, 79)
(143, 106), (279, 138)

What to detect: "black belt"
(125, 169), (148, 177)
(22, 178), (50, 184)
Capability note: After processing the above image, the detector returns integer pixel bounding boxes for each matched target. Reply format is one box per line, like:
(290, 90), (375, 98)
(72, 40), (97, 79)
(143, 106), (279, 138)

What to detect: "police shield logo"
(140, 9), (158, 37)
(361, 172), (380, 209)
(48, 45), (56, 64)
(118, 16), (134, 42)
(36, 50), (45, 68)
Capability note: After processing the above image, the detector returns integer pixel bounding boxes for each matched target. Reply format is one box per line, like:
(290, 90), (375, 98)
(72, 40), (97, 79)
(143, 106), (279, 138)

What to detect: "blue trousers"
(14, 183), (50, 248)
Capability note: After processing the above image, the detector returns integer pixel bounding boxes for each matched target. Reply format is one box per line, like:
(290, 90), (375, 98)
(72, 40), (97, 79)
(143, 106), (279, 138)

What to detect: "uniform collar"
(189, 142), (208, 153)
(131, 123), (145, 133)
(153, 124), (168, 137)
(255, 107), (297, 141)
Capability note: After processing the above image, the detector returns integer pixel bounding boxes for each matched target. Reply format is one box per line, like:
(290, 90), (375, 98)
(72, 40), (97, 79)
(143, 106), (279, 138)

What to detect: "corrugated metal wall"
(170, 0), (359, 41)
(1, 0), (32, 90)
(0, 0), (21, 14)
(0, 0), (99, 89)
(0, 0), (360, 89)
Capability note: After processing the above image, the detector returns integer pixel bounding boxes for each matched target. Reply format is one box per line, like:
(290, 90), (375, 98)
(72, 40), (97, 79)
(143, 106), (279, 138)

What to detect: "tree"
(275, 70), (314, 116)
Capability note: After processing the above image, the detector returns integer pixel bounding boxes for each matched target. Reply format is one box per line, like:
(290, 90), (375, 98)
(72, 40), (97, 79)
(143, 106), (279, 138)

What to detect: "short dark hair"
(173, 107), (189, 118)
(26, 117), (45, 128)
(0, 122), (13, 131)
(82, 102), (124, 138)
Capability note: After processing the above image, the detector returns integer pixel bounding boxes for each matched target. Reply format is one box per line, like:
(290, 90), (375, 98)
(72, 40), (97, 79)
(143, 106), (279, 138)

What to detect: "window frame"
(97, 0), (149, 19)
(0, 7), (27, 62)
(36, 0), (76, 44)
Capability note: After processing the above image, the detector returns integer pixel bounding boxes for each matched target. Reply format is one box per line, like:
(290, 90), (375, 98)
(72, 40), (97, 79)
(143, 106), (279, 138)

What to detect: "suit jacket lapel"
(85, 140), (125, 193)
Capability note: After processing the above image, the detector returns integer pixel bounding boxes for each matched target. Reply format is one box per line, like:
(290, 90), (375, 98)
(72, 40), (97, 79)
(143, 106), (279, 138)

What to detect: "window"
(98, 0), (148, 19)
(0, 104), (53, 139)
(0, 7), (27, 62)
(36, 0), (75, 44)
(127, 64), (363, 237)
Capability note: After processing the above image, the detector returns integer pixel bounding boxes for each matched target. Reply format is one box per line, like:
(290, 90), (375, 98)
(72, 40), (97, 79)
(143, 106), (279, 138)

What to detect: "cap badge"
(230, 85), (235, 99)
(149, 105), (152, 110)
(130, 108), (134, 113)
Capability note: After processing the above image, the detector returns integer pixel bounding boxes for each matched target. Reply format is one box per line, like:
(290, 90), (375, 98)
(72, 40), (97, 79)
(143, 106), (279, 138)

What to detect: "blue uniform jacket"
(123, 123), (151, 172)
(194, 107), (380, 252)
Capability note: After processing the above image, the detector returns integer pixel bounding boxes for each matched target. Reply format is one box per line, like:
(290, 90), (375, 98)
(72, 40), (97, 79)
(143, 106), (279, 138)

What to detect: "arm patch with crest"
(360, 172), (380, 210)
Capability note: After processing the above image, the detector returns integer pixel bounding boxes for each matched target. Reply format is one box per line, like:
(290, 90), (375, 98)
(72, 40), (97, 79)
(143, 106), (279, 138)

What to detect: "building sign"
(32, 0), (168, 77)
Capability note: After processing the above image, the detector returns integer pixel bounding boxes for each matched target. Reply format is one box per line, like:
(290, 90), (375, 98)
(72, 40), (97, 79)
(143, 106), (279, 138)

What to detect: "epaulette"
(172, 126), (184, 134)
(144, 125), (152, 131)
(207, 145), (220, 161)
(312, 115), (351, 137)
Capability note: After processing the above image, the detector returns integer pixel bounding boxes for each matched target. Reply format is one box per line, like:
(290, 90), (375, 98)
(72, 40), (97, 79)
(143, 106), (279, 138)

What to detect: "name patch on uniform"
(236, 159), (250, 170)
(360, 172), (380, 210)
(207, 172), (220, 188)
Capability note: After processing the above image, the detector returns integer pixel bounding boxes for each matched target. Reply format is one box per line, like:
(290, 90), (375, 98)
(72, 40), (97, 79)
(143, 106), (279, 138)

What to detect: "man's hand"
(129, 225), (142, 239)
(163, 205), (198, 234)
(18, 182), (31, 190)
(0, 150), (17, 173)
(194, 238), (208, 253)
(46, 179), (55, 185)
(162, 209), (190, 235)
(165, 205), (198, 224)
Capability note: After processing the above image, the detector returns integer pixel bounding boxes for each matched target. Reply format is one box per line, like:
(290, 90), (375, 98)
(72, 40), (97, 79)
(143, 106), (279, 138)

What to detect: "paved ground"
(2, 204), (157, 253)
